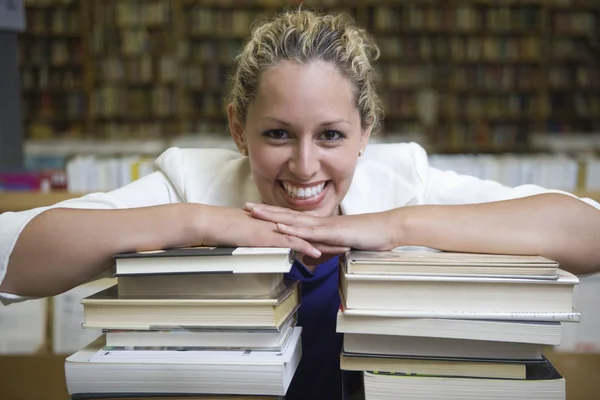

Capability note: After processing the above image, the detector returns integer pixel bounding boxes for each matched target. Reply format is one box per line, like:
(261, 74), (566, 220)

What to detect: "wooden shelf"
(0, 192), (85, 213)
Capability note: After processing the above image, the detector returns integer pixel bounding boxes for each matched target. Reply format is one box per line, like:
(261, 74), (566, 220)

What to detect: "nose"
(288, 141), (320, 181)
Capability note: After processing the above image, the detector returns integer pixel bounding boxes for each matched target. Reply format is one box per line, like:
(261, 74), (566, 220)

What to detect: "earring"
(358, 149), (364, 157)
(240, 148), (248, 156)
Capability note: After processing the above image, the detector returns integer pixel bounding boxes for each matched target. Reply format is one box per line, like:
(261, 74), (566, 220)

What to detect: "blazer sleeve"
(409, 143), (600, 211)
(0, 171), (179, 305)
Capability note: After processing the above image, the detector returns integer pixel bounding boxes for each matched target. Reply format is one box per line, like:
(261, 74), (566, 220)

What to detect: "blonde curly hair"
(227, 9), (383, 134)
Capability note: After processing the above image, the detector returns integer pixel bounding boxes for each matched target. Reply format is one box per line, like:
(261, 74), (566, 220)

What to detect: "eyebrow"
(260, 116), (351, 126)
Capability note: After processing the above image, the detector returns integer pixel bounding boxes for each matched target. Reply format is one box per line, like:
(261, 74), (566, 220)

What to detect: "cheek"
(327, 157), (358, 189)
(249, 147), (286, 184)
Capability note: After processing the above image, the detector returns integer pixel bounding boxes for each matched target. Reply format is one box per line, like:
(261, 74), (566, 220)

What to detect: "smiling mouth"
(279, 181), (328, 200)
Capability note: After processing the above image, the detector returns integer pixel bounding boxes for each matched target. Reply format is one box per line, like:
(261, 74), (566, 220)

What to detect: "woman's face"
(229, 60), (371, 217)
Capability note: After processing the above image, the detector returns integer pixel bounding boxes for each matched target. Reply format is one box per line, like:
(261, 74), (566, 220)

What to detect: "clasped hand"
(243, 203), (400, 265)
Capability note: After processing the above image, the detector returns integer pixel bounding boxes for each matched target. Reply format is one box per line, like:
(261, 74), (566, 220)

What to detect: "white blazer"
(1, 142), (598, 304)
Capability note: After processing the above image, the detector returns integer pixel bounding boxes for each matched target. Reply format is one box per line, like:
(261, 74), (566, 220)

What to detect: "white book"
(106, 317), (295, 349)
(344, 333), (542, 360)
(114, 247), (293, 276)
(340, 267), (578, 314)
(336, 311), (562, 345)
(340, 307), (581, 323)
(65, 328), (302, 396)
(363, 367), (565, 400)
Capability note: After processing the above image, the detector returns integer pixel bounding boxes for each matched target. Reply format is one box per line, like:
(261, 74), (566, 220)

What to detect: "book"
(343, 250), (559, 278)
(89, 328), (298, 363)
(339, 267), (578, 314)
(105, 316), (295, 350)
(65, 329), (302, 396)
(81, 281), (300, 330)
(340, 352), (529, 380)
(114, 247), (293, 276)
(336, 310), (562, 345)
(339, 305), (581, 323)
(343, 333), (542, 361)
(117, 273), (285, 298)
(362, 360), (565, 400)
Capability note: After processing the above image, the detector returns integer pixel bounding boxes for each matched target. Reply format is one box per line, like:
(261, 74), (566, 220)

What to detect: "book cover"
(343, 250), (559, 278)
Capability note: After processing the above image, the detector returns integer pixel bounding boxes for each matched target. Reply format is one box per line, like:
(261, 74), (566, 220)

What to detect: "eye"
(263, 129), (291, 141)
(320, 130), (345, 142)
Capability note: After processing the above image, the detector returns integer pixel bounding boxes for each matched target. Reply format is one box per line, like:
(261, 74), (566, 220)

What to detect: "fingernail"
(277, 223), (287, 229)
(245, 202), (256, 207)
(252, 206), (263, 212)
(312, 248), (321, 257)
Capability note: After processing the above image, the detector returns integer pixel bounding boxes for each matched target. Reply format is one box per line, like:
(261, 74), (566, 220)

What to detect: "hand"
(243, 203), (354, 266)
(197, 205), (322, 258)
(244, 203), (401, 264)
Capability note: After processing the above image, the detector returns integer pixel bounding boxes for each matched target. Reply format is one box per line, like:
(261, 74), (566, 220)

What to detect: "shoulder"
(359, 142), (428, 186)
(153, 147), (260, 206)
(342, 142), (429, 214)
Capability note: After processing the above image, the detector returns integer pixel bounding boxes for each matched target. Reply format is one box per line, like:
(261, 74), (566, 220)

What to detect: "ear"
(359, 124), (373, 154)
(227, 103), (246, 152)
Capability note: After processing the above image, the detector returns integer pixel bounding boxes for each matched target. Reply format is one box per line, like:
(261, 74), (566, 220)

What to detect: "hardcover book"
(114, 247), (294, 275)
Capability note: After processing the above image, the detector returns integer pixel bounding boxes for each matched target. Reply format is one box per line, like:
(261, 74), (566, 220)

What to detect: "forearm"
(397, 193), (600, 275)
(1, 204), (202, 297)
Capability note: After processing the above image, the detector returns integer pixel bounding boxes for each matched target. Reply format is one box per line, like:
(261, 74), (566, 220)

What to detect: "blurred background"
(0, 0), (599, 399)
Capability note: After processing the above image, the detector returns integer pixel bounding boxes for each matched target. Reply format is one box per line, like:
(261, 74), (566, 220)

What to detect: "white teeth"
(282, 182), (326, 199)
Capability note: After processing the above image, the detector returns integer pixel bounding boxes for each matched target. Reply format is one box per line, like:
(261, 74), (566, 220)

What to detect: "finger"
(250, 207), (316, 227)
(276, 222), (335, 243)
(271, 232), (322, 259)
(312, 242), (350, 254)
(244, 202), (295, 213)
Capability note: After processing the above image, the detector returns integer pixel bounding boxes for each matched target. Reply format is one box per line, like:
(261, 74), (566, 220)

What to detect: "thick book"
(339, 266), (578, 314)
(114, 247), (293, 275)
(340, 351), (534, 380)
(65, 329), (302, 396)
(343, 250), (559, 278)
(105, 316), (295, 350)
(343, 333), (542, 360)
(362, 360), (564, 400)
(81, 281), (300, 330)
(340, 304), (581, 323)
(117, 272), (285, 298)
(336, 310), (562, 345)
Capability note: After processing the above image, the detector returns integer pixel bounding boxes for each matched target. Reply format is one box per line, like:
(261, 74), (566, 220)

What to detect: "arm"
(396, 193), (600, 276)
(2, 203), (203, 298)
(0, 172), (198, 298)
(0, 173), (319, 300)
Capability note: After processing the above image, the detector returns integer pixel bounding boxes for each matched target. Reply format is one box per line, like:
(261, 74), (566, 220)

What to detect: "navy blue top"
(283, 256), (362, 400)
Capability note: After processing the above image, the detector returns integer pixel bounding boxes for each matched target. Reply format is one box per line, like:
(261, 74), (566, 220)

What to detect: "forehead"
(250, 60), (358, 119)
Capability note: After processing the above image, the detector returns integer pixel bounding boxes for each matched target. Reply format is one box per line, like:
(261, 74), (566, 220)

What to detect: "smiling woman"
(1, 8), (600, 400)
(232, 61), (368, 216)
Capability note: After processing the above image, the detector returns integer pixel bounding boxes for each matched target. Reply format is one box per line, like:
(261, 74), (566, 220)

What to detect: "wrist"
(390, 207), (412, 248)
(175, 203), (211, 247)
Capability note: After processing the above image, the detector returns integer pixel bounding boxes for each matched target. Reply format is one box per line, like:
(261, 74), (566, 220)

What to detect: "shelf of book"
(17, 0), (600, 154)
(1, 190), (600, 214)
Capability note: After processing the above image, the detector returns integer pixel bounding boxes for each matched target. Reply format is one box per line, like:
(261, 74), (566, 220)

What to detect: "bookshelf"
(20, 0), (87, 140)
(17, 0), (600, 154)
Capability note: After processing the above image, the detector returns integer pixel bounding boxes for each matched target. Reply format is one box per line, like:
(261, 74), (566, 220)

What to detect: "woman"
(1, 9), (600, 400)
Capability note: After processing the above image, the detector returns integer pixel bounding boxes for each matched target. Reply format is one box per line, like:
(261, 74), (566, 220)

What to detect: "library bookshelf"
(19, 0), (600, 154)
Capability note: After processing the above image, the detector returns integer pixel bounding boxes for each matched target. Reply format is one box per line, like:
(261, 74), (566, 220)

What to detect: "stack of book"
(337, 249), (579, 400)
(64, 246), (303, 400)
